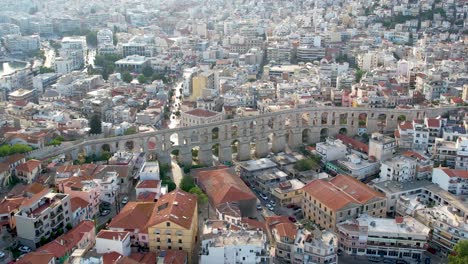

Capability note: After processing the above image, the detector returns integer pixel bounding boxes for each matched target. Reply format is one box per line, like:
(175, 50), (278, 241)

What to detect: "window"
(178, 239), (182, 243)
(179, 247), (183, 250)
(168, 246), (171, 249)
(157, 246), (160, 249)
(167, 238), (171, 243)
(166, 222), (171, 227)
(156, 237), (160, 242)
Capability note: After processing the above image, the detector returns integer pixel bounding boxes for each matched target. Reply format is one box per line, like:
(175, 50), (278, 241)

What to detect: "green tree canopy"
(137, 74), (147, 84)
(122, 72), (133, 83)
(179, 175), (195, 192)
(449, 240), (468, 264)
(189, 186), (208, 205)
(294, 158), (320, 172)
(85, 31), (98, 47)
(163, 180), (176, 192)
(0, 144), (33, 157)
(89, 114), (102, 134)
(142, 66), (154, 78)
(39, 66), (55, 74)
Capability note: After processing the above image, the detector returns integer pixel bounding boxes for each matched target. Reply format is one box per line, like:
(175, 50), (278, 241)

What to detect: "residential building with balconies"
(56, 177), (101, 218)
(15, 190), (72, 249)
(414, 206), (467, 256)
(292, 228), (338, 264)
(315, 138), (347, 162)
(266, 216), (297, 263)
(271, 180), (305, 207)
(337, 215), (429, 261)
(432, 168), (468, 196)
(379, 155), (417, 182)
(455, 137), (468, 170)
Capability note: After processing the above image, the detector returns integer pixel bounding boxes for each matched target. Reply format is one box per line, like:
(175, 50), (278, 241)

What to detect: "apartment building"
(414, 206), (467, 256)
(292, 228), (338, 264)
(432, 168), (468, 196)
(379, 155), (417, 182)
(200, 220), (268, 264)
(316, 138), (347, 162)
(147, 190), (198, 263)
(302, 175), (386, 230)
(337, 215), (430, 261)
(15, 159), (42, 183)
(3, 34), (40, 53)
(59, 36), (87, 71)
(56, 177), (101, 218)
(271, 180), (305, 207)
(266, 216), (297, 263)
(96, 230), (131, 256)
(15, 190), (73, 249)
(369, 133), (396, 161)
(455, 137), (468, 170)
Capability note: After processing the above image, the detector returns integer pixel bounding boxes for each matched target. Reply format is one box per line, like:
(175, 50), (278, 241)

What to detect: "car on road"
(18, 246), (31, 253)
(337, 249), (343, 256)
(0, 251), (5, 258)
(395, 260), (408, 264)
(259, 193), (268, 201)
(100, 202), (111, 210)
(288, 216), (296, 223)
(266, 204), (274, 211)
(368, 257), (382, 263)
(100, 210), (110, 216)
(383, 259), (396, 264)
(256, 204), (262, 210)
(121, 196), (129, 204)
(269, 200), (276, 207)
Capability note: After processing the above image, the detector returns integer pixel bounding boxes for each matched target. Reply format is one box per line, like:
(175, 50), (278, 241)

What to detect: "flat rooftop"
(238, 158), (277, 172)
(373, 180), (433, 194)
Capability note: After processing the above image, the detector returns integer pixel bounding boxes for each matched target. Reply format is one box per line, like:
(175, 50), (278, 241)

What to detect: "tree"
(294, 158), (320, 172)
(189, 186), (208, 205)
(355, 69), (366, 83)
(85, 31), (98, 47)
(142, 66), (154, 78)
(89, 115), (102, 134)
(39, 66), (55, 74)
(163, 180), (176, 192)
(449, 240), (468, 264)
(122, 72), (133, 83)
(179, 175), (195, 192)
(137, 74), (147, 84)
(124, 127), (137, 135)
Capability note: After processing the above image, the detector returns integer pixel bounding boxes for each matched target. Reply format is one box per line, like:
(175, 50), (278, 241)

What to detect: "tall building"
(15, 190), (73, 249)
(369, 133), (396, 161)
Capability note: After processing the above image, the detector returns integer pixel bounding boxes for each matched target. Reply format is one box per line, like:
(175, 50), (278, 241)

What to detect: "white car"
(266, 204), (274, 211)
(121, 196), (129, 204)
(259, 193), (268, 201)
(269, 200), (276, 207)
(0, 251), (5, 258)
(18, 246), (31, 253)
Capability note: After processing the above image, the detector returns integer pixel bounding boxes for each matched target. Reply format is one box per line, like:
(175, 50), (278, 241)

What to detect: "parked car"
(368, 257), (382, 263)
(100, 202), (111, 210)
(0, 251), (5, 258)
(121, 196), (129, 204)
(269, 200), (276, 207)
(259, 193), (268, 201)
(256, 204), (262, 210)
(266, 204), (274, 211)
(100, 210), (110, 216)
(288, 216), (297, 223)
(337, 249), (343, 256)
(383, 259), (396, 264)
(396, 260), (408, 264)
(18, 246), (31, 253)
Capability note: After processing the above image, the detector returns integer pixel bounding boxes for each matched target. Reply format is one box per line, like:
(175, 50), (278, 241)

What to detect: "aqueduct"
(28, 106), (464, 166)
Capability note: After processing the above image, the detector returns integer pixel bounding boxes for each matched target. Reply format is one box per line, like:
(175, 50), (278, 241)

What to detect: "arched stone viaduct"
(30, 106), (463, 166)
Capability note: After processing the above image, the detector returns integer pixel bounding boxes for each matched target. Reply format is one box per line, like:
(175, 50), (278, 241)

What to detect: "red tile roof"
(97, 230), (130, 241)
(402, 150), (427, 161)
(195, 167), (256, 208)
(439, 168), (468, 179)
(0, 197), (25, 214)
(136, 192), (158, 202)
(136, 180), (161, 189)
(425, 118), (441, 128)
(159, 250), (188, 264)
(103, 252), (124, 264)
(184, 108), (219, 117)
(129, 252), (157, 264)
(16, 252), (55, 264)
(336, 134), (369, 154)
(302, 175), (384, 211)
(16, 159), (41, 173)
(70, 197), (90, 212)
(398, 121), (413, 131)
(38, 220), (95, 258)
(108, 202), (157, 231)
(0, 163), (8, 173)
(146, 189), (197, 230)
(265, 216), (297, 241)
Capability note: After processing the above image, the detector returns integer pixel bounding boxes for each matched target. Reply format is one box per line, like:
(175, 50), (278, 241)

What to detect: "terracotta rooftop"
(38, 220), (95, 258)
(402, 150), (427, 161)
(16, 252), (55, 264)
(439, 168), (468, 179)
(137, 192), (158, 202)
(0, 163), (8, 172)
(398, 121), (413, 131)
(136, 180), (161, 189)
(336, 134), (369, 154)
(0, 197), (25, 214)
(129, 252), (157, 264)
(108, 202), (157, 231)
(195, 167), (255, 208)
(103, 252), (124, 264)
(425, 118), (441, 128)
(146, 189), (197, 230)
(184, 108), (219, 117)
(70, 197), (90, 212)
(302, 175), (384, 211)
(15, 159), (41, 173)
(97, 230), (130, 241)
(158, 250), (188, 264)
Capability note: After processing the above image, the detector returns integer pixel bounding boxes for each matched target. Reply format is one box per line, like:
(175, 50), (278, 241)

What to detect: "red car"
(288, 216), (297, 223)
(286, 204), (295, 208)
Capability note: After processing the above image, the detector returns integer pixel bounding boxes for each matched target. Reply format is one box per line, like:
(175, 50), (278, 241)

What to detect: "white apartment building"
(16, 191), (73, 249)
(455, 137), (468, 170)
(138, 161), (160, 180)
(292, 229), (338, 264)
(96, 230), (131, 256)
(316, 138), (347, 162)
(200, 221), (268, 264)
(432, 168), (468, 196)
(379, 155), (417, 182)
(414, 206), (468, 256)
(337, 215), (430, 261)
(369, 133), (396, 161)
(3, 34), (40, 53)
(59, 36), (87, 71)
(336, 154), (381, 180)
(94, 171), (119, 204)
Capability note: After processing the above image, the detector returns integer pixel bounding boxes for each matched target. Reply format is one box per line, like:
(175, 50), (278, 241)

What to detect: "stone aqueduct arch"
(41, 106), (461, 166)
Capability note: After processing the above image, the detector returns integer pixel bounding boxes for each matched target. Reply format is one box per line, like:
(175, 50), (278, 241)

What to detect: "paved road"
(171, 160), (183, 186)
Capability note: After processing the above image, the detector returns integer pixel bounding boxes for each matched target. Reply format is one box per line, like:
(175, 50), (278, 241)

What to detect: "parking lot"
(252, 188), (303, 223)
